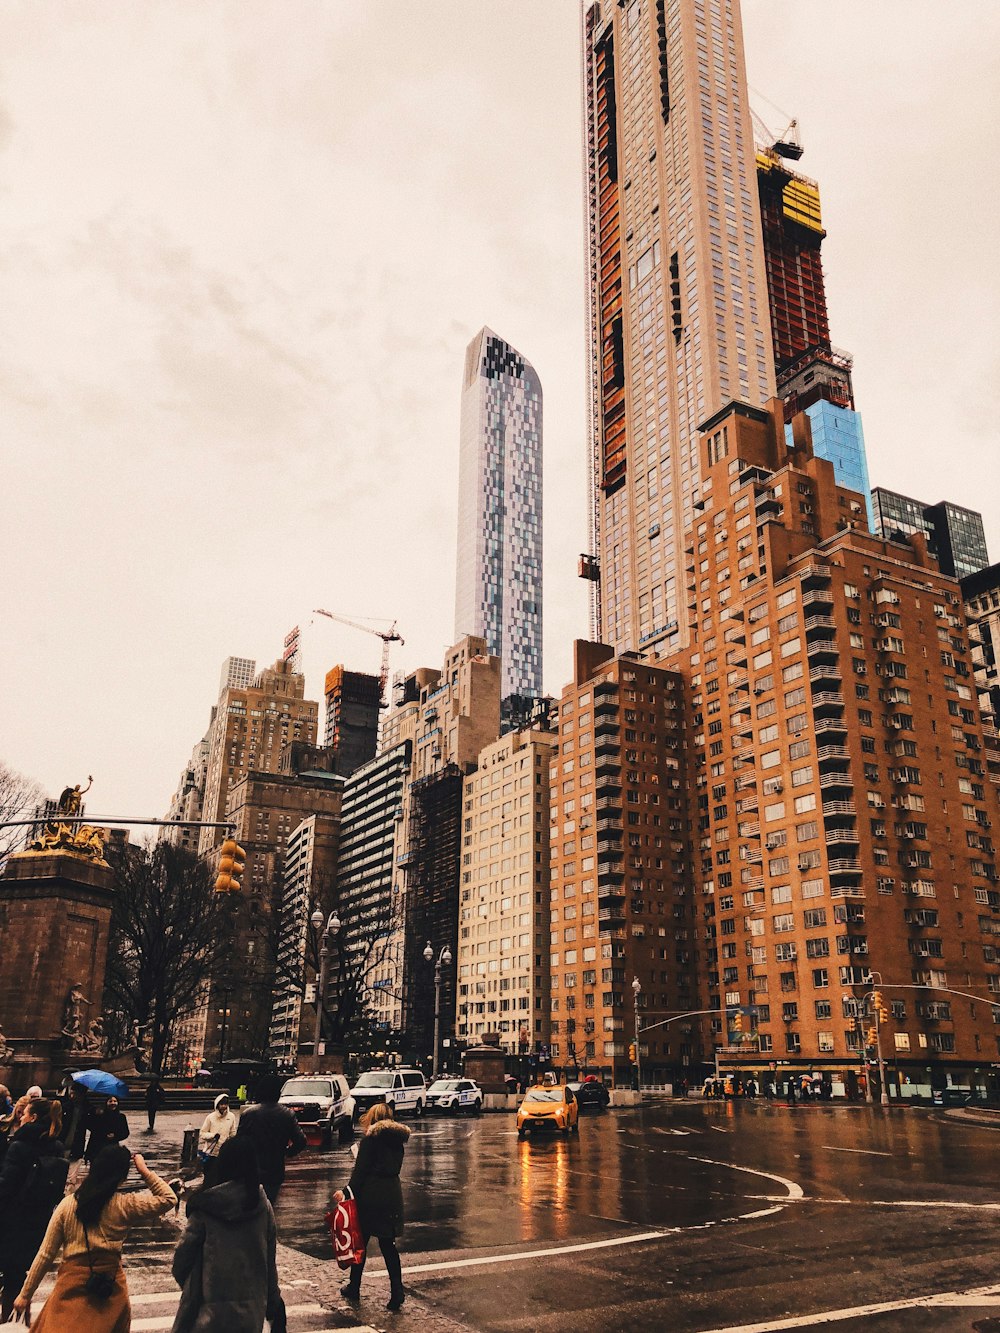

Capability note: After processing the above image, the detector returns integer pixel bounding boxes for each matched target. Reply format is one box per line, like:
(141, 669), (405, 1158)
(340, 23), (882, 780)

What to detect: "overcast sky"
(2, 1), (997, 822)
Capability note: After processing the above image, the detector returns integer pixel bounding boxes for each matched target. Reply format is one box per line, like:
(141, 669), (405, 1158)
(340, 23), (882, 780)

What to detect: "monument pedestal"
(0, 850), (115, 1091)
(462, 1032), (508, 1092)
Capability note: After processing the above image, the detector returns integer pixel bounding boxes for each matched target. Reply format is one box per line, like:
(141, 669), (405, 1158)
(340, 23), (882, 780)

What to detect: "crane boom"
(313, 608), (404, 707)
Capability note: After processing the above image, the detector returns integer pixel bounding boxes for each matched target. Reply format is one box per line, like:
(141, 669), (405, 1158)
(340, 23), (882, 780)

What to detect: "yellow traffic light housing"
(872, 990), (882, 1012)
(214, 837), (246, 894)
(628, 1042), (637, 1064)
(866, 1025), (877, 1047)
(732, 1010), (744, 1033)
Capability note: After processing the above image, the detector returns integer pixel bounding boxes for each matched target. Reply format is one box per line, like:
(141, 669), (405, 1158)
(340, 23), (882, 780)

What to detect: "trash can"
(181, 1127), (199, 1169)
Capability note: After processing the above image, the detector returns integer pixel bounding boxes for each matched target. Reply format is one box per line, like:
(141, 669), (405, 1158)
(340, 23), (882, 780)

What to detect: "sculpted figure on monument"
(60, 982), (91, 1047)
(28, 778), (108, 862)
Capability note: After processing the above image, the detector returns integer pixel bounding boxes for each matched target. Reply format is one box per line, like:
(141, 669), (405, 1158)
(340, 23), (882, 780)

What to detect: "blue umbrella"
(73, 1069), (130, 1098)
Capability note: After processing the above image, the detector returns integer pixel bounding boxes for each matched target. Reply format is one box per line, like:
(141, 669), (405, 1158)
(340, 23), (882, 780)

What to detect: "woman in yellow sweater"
(13, 1147), (176, 1331)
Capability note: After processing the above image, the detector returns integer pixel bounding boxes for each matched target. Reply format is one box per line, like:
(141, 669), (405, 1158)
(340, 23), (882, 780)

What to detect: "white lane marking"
(821, 1145), (892, 1157)
(399, 1229), (672, 1275)
(685, 1156), (804, 1201)
(696, 1281), (1000, 1332)
(131, 1303), (324, 1330)
(386, 1157), (801, 1278)
(710, 1126), (730, 1133)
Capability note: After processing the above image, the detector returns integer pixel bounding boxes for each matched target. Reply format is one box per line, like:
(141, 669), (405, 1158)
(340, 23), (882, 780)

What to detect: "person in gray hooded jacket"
(170, 1137), (285, 1333)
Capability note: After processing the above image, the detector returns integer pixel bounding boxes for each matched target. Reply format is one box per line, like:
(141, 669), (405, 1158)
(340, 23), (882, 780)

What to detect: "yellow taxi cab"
(516, 1084), (579, 1136)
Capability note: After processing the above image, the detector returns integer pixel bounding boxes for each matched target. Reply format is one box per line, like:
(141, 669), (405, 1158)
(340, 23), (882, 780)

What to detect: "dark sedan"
(566, 1079), (610, 1110)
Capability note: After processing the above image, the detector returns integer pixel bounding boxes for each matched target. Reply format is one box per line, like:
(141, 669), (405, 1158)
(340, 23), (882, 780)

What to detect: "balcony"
(594, 714), (620, 736)
(814, 714), (849, 738)
(822, 798), (856, 816)
(742, 875), (764, 891)
(809, 663), (843, 685)
(807, 638), (839, 661)
(804, 614), (836, 635)
(825, 826), (860, 844)
(596, 842), (623, 861)
(830, 884), (866, 900)
(594, 737), (621, 758)
(755, 493), (781, 519)
(828, 857), (863, 875)
(596, 819), (623, 836)
(817, 744), (851, 764)
(819, 771), (853, 791)
(729, 673), (749, 692)
(798, 562), (832, 586)
(735, 773), (758, 791)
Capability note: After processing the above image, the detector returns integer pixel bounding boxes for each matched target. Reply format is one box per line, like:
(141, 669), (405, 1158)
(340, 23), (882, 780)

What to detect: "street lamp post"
(632, 977), (642, 1092)
(310, 908), (342, 1056)
(423, 942), (452, 1077)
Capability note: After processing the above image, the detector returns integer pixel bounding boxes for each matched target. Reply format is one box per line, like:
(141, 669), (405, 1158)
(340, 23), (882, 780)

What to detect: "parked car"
(427, 1078), (483, 1115)
(932, 1087), (974, 1106)
(278, 1074), (354, 1145)
(350, 1068), (427, 1119)
(516, 1085), (579, 1136)
(566, 1079), (610, 1110)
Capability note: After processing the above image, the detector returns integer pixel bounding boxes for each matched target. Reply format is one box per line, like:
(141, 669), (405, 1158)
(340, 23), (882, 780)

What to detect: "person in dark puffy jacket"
(0, 1099), (69, 1322)
(84, 1094), (130, 1163)
(170, 1137), (285, 1333)
(333, 1102), (410, 1312)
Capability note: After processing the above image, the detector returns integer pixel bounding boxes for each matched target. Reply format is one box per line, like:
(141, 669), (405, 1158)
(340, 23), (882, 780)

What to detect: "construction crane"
(750, 105), (803, 162)
(312, 609), (404, 707)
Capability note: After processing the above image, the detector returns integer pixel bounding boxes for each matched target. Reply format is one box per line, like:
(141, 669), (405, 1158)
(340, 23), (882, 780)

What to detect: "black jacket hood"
(187, 1180), (269, 1224)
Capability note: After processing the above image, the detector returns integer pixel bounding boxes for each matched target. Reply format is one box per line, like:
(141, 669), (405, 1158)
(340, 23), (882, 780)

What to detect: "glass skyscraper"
(785, 399), (873, 530)
(872, 488), (989, 579)
(454, 327), (542, 702)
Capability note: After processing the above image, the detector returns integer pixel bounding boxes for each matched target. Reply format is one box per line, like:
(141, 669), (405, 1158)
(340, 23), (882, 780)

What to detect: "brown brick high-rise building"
(681, 399), (1000, 1093)
(548, 642), (700, 1088)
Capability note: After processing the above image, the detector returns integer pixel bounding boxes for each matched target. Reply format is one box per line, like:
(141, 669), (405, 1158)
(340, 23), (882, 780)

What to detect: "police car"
(350, 1068), (427, 1119)
(426, 1077), (483, 1115)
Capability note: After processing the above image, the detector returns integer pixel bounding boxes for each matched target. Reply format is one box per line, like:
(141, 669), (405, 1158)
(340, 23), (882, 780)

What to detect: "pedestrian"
(60, 1080), (90, 1165)
(199, 1094), (238, 1187)
(333, 1102), (410, 1313)
(85, 1095), (130, 1164)
(170, 1137), (286, 1333)
(0, 1098), (69, 1321)
(145, 1077), (166, 1133)
(11, 1147), (177, 1329)
(236, 1076), (305, 1206)
(0, 1086), (14, 1165)
(9, 1085), (44, 1135)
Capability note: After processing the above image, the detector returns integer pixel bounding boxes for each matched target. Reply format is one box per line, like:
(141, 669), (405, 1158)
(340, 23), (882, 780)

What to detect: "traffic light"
(877, 998), (890, 1024)
(628, 1042), (637, 1064)
(214, 837), (246, 894)
(732, 1010), (744, 1034)
(866, 1025), (877, 1047)
(872, 990), (882, 1013)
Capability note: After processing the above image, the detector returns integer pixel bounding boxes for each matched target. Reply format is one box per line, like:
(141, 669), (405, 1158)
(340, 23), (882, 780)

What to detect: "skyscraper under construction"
(581, 0), (775, 655)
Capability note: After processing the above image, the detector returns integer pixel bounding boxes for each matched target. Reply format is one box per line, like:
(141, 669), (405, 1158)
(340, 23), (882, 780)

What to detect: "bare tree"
(267, 887), (404, 1055)
(0, 760), (45, 862)
(103, 841), (233, 1073)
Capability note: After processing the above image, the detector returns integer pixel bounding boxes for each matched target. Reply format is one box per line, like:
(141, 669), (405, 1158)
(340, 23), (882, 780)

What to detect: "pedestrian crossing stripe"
(30, 1287), (377, 1333)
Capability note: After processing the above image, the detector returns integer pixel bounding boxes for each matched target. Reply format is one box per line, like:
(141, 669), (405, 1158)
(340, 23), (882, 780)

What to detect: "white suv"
(350, 1068), (427, 1120)
(278, 1074), (354, 1145)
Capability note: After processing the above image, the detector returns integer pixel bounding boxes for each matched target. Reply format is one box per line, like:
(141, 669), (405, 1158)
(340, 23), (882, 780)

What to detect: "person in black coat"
(0, 1099), (69, 1322)
(58, 1081), (89, 1163)
(144, 1078), (166, 1133)
(84, 1094), (130, 1163)
(236, 1076), (306, 1205)
(333, 1103), (410, 1312)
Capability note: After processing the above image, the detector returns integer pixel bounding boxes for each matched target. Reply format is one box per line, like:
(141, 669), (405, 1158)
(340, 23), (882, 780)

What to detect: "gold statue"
(28, 777), (108, 862)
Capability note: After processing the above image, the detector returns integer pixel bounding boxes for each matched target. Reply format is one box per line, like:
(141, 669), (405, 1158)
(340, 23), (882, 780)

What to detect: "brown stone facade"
(0, 850), (115, 1088)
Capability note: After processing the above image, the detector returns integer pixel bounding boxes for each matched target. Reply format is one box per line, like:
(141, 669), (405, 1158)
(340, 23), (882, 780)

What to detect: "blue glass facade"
(786, 400), (873, 531)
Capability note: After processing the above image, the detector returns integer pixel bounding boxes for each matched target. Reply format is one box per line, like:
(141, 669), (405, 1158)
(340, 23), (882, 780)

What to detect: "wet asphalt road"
(139, 1100), (1000, 1331)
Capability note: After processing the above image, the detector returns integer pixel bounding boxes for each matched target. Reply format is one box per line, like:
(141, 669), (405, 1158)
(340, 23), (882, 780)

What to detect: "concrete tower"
(455, 327), (543, 704)
(582, 0), (775, 653)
